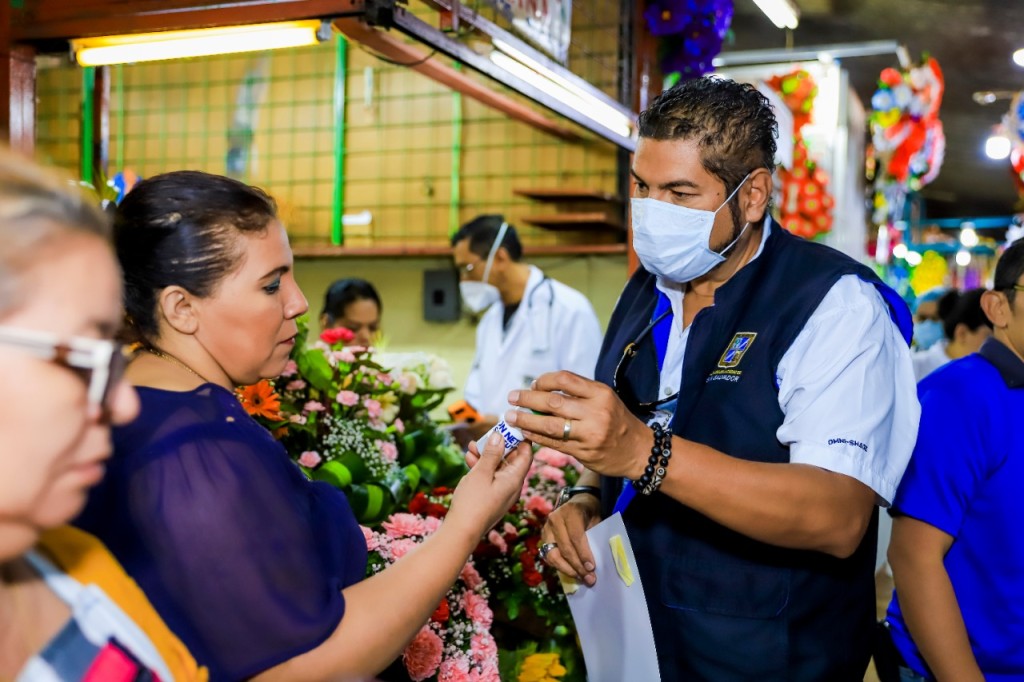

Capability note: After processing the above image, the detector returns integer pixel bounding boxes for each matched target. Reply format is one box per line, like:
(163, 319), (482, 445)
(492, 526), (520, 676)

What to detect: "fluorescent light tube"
(752, 0), (800, 30)
(73, 21), (328, 67)
(490, 42), (633, 139)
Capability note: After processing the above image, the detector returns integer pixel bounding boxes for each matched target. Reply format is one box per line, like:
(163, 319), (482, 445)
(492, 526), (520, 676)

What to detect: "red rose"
(409, 493), (429, 515)
(320, 327), (355, 345)
(522, 568), (544, 587)
(430, 598), (450, 623)
(426, 502), (449, 518)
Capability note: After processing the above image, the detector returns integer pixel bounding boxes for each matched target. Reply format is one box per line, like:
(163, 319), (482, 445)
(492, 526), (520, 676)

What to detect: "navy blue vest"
(595, 226), (911, 681)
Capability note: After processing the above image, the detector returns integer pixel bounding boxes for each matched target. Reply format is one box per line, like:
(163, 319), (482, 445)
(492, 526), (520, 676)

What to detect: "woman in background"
(321, 277), (382, 348)
(0, 148), (203, 680)
(77, 171), (531, 682)
(911, 288), (992, 381)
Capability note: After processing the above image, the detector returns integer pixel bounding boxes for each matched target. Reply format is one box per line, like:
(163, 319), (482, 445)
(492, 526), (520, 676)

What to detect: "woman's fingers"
(464, 441), (481, 468)
(473, 431), (504, 475)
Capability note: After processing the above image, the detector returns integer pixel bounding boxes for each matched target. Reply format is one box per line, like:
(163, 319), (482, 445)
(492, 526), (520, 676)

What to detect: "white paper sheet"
(564, 512), (661, 682)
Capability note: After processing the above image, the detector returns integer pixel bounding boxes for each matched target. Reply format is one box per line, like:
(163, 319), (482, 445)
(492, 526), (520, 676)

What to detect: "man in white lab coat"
(451, 215), (602, 432)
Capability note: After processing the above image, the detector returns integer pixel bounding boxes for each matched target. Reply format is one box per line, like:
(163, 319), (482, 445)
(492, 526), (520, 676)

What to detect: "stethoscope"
(525, 275), (555, 353)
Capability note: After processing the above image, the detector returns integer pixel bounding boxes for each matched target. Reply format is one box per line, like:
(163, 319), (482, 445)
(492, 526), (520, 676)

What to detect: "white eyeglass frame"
(0, 325), (128, 407)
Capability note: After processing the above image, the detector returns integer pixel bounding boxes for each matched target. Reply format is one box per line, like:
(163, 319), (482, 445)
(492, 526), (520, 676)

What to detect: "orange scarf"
(36, 526), (207, 681)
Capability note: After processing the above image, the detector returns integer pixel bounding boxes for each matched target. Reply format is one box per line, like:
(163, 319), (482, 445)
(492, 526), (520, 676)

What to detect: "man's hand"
(504, 371), (649, 480)
(541, 491), (601, 586)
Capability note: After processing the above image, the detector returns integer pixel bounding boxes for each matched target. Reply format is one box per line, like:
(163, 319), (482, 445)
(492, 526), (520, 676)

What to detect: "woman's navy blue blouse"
(76, 384), (368, 681)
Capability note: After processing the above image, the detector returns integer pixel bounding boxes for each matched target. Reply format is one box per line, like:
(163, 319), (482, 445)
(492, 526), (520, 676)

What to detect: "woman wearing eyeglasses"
(75, 170), (532, 682)
(0, 150), (205, 679)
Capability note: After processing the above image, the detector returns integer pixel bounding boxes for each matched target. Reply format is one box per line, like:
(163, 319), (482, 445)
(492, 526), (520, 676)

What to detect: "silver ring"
(561, 419), (572, 441)
(539, 542), (558, 561)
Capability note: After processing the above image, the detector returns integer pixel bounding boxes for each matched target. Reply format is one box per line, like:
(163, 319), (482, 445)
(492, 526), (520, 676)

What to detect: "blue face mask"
(913, 320), (944, 350)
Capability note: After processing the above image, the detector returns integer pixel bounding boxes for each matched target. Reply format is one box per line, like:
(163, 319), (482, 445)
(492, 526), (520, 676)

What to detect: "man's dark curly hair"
(637, 77), (778, 199)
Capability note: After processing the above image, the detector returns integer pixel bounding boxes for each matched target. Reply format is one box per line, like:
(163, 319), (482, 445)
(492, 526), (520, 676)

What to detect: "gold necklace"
(146, 347), (213, 385)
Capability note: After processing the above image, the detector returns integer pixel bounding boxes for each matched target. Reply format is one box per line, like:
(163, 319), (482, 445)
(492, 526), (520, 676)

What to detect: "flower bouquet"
(236, 318), (467, 524)
(236, 319), (585, 681)
(364, 513), (500, 682)
(470, 447), (586, 681)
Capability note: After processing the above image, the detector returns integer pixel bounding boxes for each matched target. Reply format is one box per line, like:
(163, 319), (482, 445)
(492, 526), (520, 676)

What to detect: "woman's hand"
(504, 370), (650, 479)
(446, 431), (533, 542)
(541, 492), (602, 585)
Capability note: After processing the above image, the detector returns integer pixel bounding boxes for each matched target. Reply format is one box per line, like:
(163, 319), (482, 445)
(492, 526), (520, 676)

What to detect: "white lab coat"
(464, 266), (603, 416)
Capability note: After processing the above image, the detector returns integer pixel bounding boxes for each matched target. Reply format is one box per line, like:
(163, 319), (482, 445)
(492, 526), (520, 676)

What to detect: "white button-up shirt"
(655, 220), (920, 505)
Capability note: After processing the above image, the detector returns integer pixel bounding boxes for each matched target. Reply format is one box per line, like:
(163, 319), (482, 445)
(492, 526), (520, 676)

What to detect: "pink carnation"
(289, 414), (307, 425)
(304, 400), (326, 412)
(285, 379), (307, 391)
(383, 513), (428, 538)
(470, 632), (498, 664)
(403, 626), (443, 682)
(333, 349), (357, 364)
(378, 440), (399, 462)
(422, 516), (442, 535)
(337, 390), (359, 406)
(461, 591), (493, 627)
(360, 525), (379, 551)
(468, 663), (501, 682)
(280, 360), (298, 377)
(503, 522), (517, 536)
(487, 530), (507, 554)
(535, 447), (572, 468)
(460, 562), (483, 589)
(390, 537), (419, 560)
(394, 417), (406, 434)
(539, 465), (567, 487)
(525, 495), (554, 517)
(438, 656), (471, 682)
(363, 398), (382, 418)
(379, 372), (394, 385)
(297, 450), (322, 468)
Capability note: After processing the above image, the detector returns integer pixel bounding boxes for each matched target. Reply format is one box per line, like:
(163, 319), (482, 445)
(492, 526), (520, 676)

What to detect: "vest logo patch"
(717, 332), (757, 369)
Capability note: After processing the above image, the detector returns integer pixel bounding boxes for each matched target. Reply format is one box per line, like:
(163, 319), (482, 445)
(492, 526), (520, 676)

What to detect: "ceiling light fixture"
(1014, 49), (1024, 68)
(489, 46), (633, 139)
(751, 0), (800, 30)
(955, 250), (972, 267)
(72, 20), (330, 67)
(985, 134), (1011, 160)
(960, 225), (980, 247)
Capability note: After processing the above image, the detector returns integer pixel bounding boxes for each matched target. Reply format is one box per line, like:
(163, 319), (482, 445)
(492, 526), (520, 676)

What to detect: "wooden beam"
(12, 0), (365, 41)
(333, 16), (579, 142)
(0, 0), (35, 155)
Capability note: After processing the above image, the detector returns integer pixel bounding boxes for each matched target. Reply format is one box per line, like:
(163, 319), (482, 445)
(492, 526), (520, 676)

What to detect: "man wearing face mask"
(510, 77), (920, 681)
(450, 215), (602, 436)
(911, 286), (949, 351)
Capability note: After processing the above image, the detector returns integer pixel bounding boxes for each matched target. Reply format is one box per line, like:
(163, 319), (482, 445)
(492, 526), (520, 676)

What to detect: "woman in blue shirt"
(77, 171), (532, 682)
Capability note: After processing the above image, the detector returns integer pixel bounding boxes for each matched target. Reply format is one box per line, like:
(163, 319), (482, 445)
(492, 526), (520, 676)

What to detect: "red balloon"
(880, 67), (903, 87)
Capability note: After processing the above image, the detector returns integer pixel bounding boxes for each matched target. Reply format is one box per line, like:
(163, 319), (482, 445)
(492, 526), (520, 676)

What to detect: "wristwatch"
(556, 485), (601, 509)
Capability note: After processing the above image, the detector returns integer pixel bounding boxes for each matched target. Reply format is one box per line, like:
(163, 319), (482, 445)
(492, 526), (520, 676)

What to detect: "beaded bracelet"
(632, 422), (673, 496)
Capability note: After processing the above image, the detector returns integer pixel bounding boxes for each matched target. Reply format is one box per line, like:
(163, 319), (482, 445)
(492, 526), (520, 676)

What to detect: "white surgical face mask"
(459, 221), (508, 314)
(631, 174), (751, 283)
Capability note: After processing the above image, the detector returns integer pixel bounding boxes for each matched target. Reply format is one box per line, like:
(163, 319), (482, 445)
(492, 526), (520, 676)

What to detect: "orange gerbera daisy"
(236, 380), (282, 420)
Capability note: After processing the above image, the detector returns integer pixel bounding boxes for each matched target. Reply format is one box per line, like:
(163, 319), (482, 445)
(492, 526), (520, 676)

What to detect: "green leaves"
(297, 347), (335, 393)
